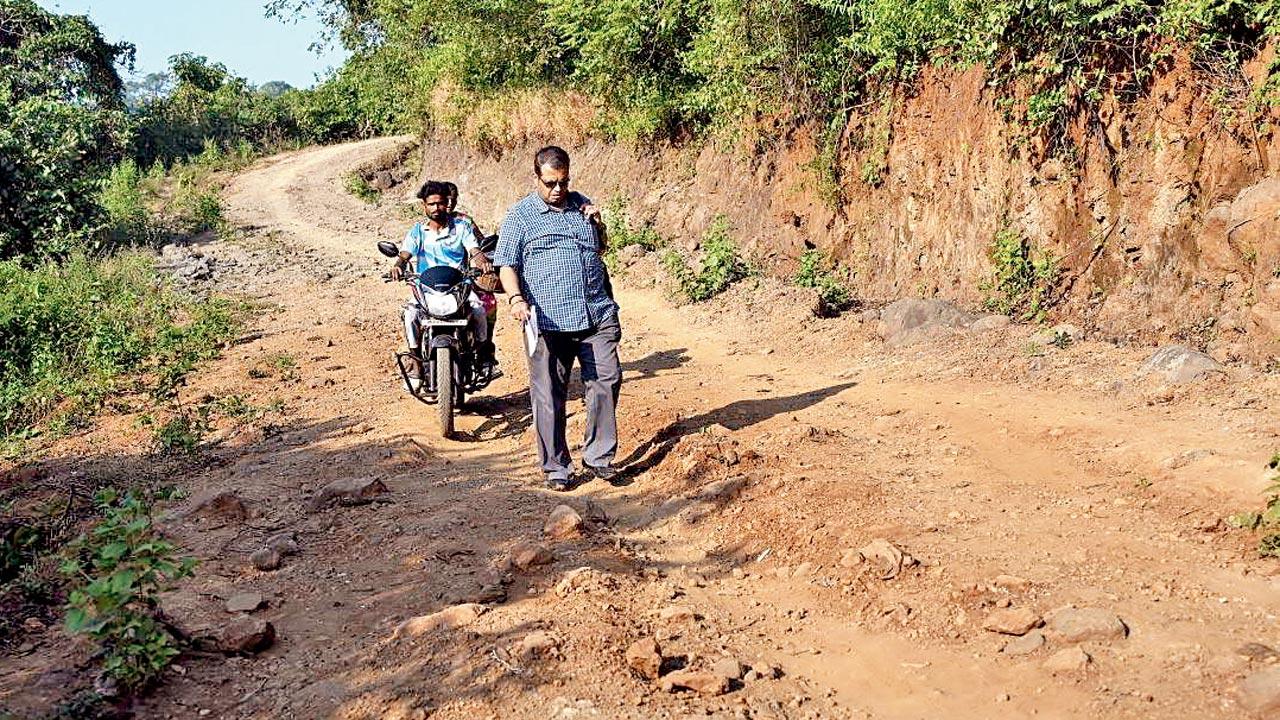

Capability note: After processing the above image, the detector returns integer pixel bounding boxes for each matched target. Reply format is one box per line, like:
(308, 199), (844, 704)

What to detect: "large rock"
(264, 532), (300, 556)
(185, 490), (249, 522)
(982, 607), (1042, 636)
(225, 592), (267, 613)
(544, 504), (585, 540)
(1042, 647), (1091, 674)
(393, 603), (486, 639)
(1138, 345), (1225, 384)
(660, 670), (730, 696)
(508, 541), (553, 571)
(308, 477), (389, 511)
(878, 299), (976, 345)
(1238, 666), (1280, 715)
(1044, 608), (1128, 643)
(250, 547), (282, 571)
(625, 637), (663, 680)
(514, 631), (561, 661)
(214, 617), (276, 654)
(1002, 630), (1045, 656)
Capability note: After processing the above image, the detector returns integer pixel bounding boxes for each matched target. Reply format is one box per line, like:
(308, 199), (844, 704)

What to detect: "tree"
(258, 80), (294, 98)
(0, 0), (134, 259)
(125, 71), (174, 108)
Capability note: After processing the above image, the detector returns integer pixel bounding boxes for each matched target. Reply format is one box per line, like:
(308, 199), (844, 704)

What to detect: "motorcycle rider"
(389, 180), (496, 390)
(444, 180), (502, 371)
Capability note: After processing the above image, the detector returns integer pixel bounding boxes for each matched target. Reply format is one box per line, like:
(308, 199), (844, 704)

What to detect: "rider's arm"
(390, 251), (411, 280)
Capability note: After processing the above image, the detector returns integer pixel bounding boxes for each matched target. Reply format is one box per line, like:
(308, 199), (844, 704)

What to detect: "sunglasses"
(539, 176), (570, 190)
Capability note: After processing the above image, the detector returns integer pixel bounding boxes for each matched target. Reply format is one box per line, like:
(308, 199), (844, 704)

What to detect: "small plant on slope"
(1228, 453), (1280, 558)
(795, 249), (855, 316)
(61, 490), (197, 691)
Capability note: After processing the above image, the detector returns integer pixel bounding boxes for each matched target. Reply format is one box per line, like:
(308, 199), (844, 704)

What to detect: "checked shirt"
(495, 192), (618, 333)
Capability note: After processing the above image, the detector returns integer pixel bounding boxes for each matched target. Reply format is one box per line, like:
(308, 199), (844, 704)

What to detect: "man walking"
(496, 146), (622, 491)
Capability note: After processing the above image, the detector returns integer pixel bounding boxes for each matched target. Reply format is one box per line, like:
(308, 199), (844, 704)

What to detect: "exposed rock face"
(412, 66), (1280, 362)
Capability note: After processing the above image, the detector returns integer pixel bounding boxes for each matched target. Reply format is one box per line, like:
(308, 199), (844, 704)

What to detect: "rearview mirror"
(376, 241), (399, 258)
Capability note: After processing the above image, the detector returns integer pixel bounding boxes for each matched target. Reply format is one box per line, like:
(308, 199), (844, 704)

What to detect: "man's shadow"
(615, 381), (858, 480)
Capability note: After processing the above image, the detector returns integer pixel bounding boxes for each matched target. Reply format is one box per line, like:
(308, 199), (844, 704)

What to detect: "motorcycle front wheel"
(435, 345), (454, 438)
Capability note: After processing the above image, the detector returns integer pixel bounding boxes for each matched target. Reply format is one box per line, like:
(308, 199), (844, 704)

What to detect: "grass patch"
(343, 172), (380, 204)
(662, 215), (751, 303)
(794, 249), (855, 316)
(0, 253), (243, 453)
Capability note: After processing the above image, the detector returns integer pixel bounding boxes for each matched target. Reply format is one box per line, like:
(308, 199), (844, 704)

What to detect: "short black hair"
(443, 181), (458, 200)
(533, 146), (570, 176)
(416, 180), (450, 201)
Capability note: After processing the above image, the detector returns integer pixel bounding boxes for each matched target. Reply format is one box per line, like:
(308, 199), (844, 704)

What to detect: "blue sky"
(37, 1), (349, 88)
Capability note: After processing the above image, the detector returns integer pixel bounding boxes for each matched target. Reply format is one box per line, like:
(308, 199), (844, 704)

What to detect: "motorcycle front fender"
(429, 335), (458, 351)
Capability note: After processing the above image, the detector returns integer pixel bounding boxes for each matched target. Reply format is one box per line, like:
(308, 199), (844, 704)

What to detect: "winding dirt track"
(10, 138), (1276, 719)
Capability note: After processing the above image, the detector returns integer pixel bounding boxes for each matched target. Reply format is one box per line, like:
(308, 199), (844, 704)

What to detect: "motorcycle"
(378, 239), (499, 437)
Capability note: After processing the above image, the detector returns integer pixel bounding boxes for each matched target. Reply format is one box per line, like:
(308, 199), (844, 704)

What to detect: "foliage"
(61, 489), (196, 690)
(131, 54), (305, 166)
(663, 215), (751, 302)
(344, 172), (379, 203)
(269, 0), (1280, 178)
(980, 226), (1060, 322)
(795, 249), (855, 316)
(139, 405), (211, 455)
(0, 253), (241, 444)
(1228, 453), (1280, 557)
(602, 195), (664, 272)
(0, 0), (134, 259)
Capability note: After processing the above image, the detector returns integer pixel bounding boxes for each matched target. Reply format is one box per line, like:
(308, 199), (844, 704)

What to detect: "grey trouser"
(527, 318), (622, 479)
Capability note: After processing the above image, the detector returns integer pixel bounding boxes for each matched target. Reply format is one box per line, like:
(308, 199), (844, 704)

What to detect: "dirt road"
(7, 138), (1279, 719)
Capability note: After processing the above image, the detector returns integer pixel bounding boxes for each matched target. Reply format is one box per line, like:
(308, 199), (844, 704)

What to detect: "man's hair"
(443, 181), (458, 201)
(416, 180), (451, 201)
(533, 145), (570, 176)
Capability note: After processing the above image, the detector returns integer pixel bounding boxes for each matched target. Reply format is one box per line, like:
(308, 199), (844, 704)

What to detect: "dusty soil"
(3, 137), (1279, 720)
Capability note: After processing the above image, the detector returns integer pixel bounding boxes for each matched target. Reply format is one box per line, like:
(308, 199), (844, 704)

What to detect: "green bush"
(61, 489), (196, 690)
(980, 226), (1059, 322)
(343, 172), (380, 203)
(99, 160), (154, 249)
(795, 249), (855, 316)
(0, 0), (134, 260)
(602, 195), (663, 271)
(663, 215), (751, 302)
(0, 253), (241, 446)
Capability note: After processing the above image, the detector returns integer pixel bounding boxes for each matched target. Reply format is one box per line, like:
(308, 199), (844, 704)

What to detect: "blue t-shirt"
(401, 217), (479, 274)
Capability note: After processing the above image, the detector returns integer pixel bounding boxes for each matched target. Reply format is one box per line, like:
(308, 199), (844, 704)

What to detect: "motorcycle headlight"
(426, 292), (460, 317)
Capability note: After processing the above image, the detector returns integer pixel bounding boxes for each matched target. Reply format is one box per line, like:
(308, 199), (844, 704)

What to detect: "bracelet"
(508, 294), (525, 305)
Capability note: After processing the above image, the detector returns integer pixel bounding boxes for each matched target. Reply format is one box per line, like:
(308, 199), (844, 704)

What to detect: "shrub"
(980, 226), (1059, 322)
(61, 489), (196, 690)
(663, 215), (750, 302)
(795, 249), (855, 316)
(343, 172), (380, 204)
(602, 195), (663, 272)
(99, 160), (155, 250)
(0, 253), (241, 445)
(1228, 453), (1280, 557)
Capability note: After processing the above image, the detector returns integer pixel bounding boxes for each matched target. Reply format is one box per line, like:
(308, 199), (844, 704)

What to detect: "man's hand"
(389, 264), (404, 281)
(470, 251), (494, 273)
(509, 297), (530, 323)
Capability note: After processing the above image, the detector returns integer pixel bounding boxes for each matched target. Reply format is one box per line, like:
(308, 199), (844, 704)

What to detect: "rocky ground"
(2, 137), (1279, 719)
